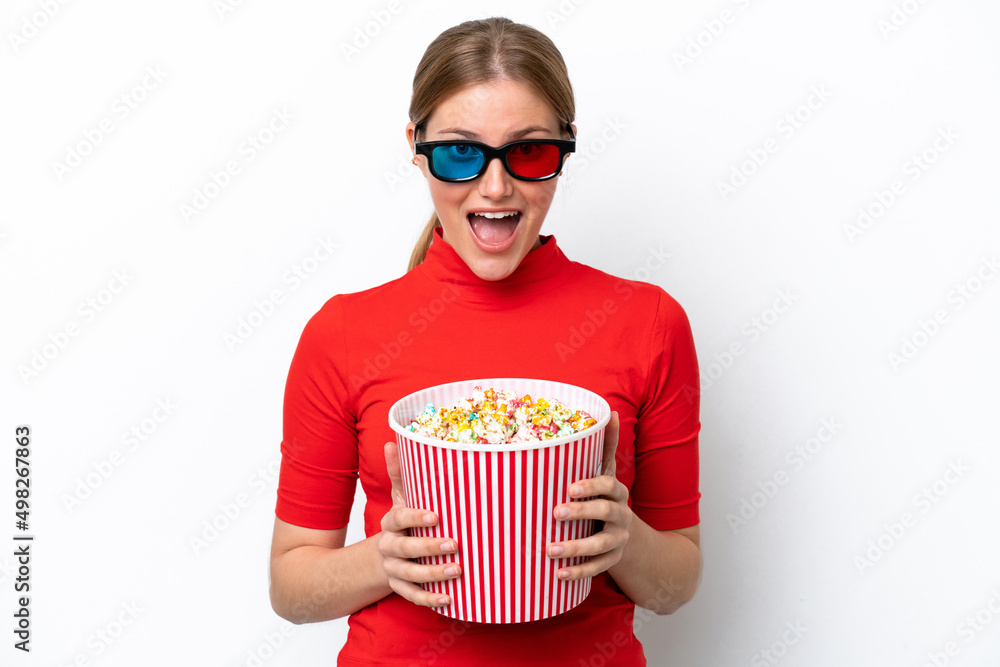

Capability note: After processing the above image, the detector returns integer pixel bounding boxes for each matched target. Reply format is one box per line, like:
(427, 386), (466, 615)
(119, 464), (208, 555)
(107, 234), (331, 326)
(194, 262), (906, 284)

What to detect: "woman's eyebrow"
(436, 126), (554, 140)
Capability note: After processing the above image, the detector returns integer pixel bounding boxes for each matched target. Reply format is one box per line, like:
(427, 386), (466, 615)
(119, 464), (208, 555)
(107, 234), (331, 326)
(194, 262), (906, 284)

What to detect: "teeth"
(472, 210), (519, 219)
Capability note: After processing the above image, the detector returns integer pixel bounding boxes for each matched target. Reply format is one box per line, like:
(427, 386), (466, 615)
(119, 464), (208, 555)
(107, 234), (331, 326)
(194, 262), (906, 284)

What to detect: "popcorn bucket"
(387, 378), (610, 624)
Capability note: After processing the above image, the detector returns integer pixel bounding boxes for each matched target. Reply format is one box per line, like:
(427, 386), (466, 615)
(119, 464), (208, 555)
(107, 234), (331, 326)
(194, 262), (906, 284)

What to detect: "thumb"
(601, 411), (620, 477)
(384, 440), (406, 507)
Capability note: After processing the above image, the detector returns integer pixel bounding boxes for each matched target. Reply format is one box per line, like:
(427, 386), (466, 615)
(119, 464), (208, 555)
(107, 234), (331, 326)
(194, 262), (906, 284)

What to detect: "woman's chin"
(465, 255), (521, 282)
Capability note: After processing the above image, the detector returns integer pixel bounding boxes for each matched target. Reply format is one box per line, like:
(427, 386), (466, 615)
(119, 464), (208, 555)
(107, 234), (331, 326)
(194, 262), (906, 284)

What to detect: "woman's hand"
(377, 441), (462, 608)
(546, 411), (633, 580)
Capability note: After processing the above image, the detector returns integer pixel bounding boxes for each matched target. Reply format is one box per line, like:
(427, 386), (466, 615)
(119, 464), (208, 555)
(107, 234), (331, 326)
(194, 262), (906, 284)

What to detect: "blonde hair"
(406, 17), (575, 271)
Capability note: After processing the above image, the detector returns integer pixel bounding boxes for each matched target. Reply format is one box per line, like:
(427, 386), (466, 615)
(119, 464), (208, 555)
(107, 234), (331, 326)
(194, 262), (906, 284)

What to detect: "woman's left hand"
(547, 410), (632, 580)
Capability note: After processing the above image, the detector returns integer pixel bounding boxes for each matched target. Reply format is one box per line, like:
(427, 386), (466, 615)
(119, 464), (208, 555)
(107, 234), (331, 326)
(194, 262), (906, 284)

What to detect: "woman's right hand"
(378, 441), (461, 608)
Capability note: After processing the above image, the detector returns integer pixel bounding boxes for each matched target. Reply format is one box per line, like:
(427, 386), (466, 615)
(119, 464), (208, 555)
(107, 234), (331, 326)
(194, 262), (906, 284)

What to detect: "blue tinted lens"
(432, 144), (484, 179)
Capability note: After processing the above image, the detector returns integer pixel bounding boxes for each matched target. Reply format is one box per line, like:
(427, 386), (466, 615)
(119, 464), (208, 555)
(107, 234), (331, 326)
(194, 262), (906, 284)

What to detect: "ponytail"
(407, 212), (441, 271)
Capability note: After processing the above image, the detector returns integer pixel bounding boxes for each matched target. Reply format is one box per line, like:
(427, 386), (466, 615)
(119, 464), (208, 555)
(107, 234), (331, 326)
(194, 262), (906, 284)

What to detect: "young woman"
(269, 17), (702, 665)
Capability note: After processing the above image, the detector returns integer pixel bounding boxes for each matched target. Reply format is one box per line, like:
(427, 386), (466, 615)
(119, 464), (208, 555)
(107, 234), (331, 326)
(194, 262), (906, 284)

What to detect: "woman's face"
(407, 79), (573, 281)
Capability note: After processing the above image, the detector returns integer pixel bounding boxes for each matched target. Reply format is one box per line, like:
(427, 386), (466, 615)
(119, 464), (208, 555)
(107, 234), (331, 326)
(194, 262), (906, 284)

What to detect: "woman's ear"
(405, 121), (428, 178)
(559, 122), (577, 175)
(405, 121), (418, 157)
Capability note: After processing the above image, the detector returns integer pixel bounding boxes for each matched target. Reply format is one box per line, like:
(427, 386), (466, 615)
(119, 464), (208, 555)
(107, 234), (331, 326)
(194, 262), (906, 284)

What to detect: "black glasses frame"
(413, 124), (576, 183)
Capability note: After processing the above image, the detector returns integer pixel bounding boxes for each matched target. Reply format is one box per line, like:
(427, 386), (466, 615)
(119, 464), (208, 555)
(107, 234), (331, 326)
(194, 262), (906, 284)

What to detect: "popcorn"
(405, 386), (598, 444)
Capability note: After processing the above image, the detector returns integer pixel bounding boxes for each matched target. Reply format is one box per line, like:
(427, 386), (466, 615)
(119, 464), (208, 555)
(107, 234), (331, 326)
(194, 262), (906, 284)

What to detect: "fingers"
(383, 552), (462, 585)
(547, 468), (632, 581)
(562, 474), (627, 506)
(379, 524), (461, 608)
(550, 550), (623, 582)
(383, 551), (461, 608)
(380, 532), (458, 559)
(380, 444), (447, 538)
(380, 504), (440, 535)
(379, 448), (462, 610)
(384, 441), (406, 506)
(553, 494), (629, 524)
(601, 411), (620, 477)
(379, 528), (458, 560)
(547, 495), (630, 565)
(545, 516), (629, 581)
(547, 522), (627, 558)
(390, 578), (455, 608)
(378, 501), (461, 608)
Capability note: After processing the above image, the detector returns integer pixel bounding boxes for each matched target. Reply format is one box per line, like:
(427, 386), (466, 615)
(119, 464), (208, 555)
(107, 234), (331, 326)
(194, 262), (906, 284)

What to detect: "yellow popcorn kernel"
(531, 414), (552, 426)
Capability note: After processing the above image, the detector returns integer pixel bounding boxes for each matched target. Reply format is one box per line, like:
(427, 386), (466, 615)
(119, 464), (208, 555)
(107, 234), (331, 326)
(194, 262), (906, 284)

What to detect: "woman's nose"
(477, 157), (514, 199)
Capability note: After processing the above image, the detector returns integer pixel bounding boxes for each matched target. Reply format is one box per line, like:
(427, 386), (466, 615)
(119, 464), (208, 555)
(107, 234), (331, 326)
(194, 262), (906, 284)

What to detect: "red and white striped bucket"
(388, 378), (610, 624)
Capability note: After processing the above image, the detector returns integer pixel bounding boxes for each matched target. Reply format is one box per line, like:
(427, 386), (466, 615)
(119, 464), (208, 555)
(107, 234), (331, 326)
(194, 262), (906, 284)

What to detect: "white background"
(2, 0), (999, 665)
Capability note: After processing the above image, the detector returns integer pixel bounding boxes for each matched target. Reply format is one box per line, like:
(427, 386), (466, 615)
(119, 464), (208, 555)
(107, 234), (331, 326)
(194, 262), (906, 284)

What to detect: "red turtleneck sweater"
(276, 227), (701, 666)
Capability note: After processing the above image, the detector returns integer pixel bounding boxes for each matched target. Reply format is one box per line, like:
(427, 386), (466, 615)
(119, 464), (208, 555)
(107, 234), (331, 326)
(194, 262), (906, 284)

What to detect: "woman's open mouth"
(467, 210), (523, 253)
